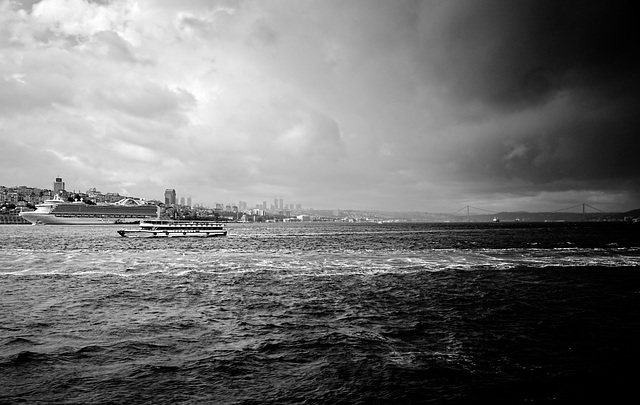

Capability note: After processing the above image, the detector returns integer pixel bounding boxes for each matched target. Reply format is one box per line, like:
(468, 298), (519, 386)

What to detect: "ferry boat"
(19, 195), (159, 225)
(117, 220), (228, 238)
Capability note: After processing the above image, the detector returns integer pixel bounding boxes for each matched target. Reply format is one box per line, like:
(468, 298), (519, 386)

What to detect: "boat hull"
(118, 229), (227, 238)
(19, 212), (148, 225)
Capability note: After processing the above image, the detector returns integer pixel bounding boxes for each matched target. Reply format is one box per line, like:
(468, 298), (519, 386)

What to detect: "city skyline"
(1, 1), (638, 213)
(2, 177), (306, 213)
(3, 177), (638, 218)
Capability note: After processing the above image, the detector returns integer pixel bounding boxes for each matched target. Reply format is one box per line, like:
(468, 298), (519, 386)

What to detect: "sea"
(1, 221), (639, 404)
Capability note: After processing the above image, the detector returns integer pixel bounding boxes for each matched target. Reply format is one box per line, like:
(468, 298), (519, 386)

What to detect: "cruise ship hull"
(19, 212), (151, 225)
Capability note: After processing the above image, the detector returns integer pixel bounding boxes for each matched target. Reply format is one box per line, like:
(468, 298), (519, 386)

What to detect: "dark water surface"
(1, 222), (639, 404)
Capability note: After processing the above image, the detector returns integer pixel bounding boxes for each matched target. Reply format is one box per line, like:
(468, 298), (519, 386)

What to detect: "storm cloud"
(1, 0), (638, 212)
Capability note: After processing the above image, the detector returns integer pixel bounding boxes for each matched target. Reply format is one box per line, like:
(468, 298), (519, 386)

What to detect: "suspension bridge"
(452, 205), (498, 221)
(452, 203), (609, 222)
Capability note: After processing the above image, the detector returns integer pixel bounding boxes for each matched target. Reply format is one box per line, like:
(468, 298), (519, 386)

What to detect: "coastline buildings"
(1, 177), (151, 208)
(3, 177), (314, 221)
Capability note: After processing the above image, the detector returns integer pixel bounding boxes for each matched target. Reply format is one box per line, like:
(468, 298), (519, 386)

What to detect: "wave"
(1, 246), (639, 278)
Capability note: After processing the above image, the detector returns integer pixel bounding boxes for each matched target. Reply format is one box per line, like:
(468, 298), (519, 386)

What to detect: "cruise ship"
(19, 195), (160, 225)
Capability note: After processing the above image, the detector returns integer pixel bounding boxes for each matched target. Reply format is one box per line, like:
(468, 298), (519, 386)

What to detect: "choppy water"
(1, 222), (639, 404)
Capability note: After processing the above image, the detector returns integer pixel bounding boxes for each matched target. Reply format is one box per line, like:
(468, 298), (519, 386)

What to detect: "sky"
(1, 0), (638, 213)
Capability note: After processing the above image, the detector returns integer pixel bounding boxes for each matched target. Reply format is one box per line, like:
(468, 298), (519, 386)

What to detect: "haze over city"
(1, 0), (638, 213)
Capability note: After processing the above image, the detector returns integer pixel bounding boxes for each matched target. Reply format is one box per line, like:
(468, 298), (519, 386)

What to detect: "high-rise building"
(53, 177), (65, 194)
(279, 198), (283, 209)
(164, 189), (176, 205)
(187, 197), (192, 207)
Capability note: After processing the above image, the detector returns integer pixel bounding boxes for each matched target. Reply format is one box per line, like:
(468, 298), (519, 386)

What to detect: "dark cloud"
(414, 0), (640, 199)
(421, 0), (638, 110)
(440, 103), (640, 189)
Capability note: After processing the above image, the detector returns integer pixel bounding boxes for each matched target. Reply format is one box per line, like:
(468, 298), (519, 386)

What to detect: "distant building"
(6, 192), (18, 204)
(164, 189), (176, 205)
(53, 177), (65, 194)
(104, 193), (122, 203)
(86, 187), (106, 203)
(187, 197), (192, 207)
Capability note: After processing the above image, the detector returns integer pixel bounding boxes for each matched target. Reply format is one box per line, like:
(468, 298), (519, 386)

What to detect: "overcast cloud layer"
(1, 0), (638, 212)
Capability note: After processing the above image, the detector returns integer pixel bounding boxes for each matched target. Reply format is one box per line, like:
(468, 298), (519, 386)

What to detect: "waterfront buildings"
(3, 177), (307, 221)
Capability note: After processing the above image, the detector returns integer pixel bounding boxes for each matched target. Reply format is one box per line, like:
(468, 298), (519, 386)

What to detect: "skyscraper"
(53, 177), (65, 195)
(164, 189), (176, 205)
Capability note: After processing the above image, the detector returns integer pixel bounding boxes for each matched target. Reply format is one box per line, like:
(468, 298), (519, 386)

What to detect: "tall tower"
(187, 197), (192, 207)
(53, 177), (65, 195)
(164, 189), (176, 205)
